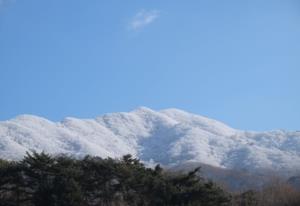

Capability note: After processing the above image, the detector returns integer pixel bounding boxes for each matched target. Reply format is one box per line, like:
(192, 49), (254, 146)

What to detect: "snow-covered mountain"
(1, 107), (300, 176)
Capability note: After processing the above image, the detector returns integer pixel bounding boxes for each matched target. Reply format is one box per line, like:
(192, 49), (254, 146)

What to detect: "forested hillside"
(1, 152), (300, 206)
(0, 152), (230, 206)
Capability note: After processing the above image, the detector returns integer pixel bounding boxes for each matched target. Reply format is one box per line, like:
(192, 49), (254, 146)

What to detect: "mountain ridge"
(1, 107), (300, 177)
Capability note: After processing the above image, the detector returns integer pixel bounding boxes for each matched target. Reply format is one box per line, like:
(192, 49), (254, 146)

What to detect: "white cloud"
(129, 9), (160, 30)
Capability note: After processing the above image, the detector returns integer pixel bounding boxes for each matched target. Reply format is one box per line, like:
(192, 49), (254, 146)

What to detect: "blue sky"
(0, 0), (299, 131)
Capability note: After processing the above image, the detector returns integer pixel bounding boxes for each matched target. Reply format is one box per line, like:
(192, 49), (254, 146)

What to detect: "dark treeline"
(0, 152), (230, 206)
(1, 152), (300, 206)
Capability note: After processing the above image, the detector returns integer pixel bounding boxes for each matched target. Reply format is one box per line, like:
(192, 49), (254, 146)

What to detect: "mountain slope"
(0, 107), (300, 176)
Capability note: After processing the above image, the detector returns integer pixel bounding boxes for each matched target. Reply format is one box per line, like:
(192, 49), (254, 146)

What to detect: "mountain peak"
(131, 106), (157, 115)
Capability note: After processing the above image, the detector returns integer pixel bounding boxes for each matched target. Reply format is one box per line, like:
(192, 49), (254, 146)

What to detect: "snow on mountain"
(0, 107), (300, 176)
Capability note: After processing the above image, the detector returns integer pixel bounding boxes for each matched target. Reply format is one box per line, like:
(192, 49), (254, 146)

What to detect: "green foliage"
(0, 152), (231, 206)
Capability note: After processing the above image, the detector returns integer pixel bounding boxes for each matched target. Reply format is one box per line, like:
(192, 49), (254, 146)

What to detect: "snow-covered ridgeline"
(0, 107), (300, 175)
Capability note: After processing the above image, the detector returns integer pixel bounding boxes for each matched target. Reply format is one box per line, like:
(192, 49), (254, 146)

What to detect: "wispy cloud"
(129, 9), (160, 30)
